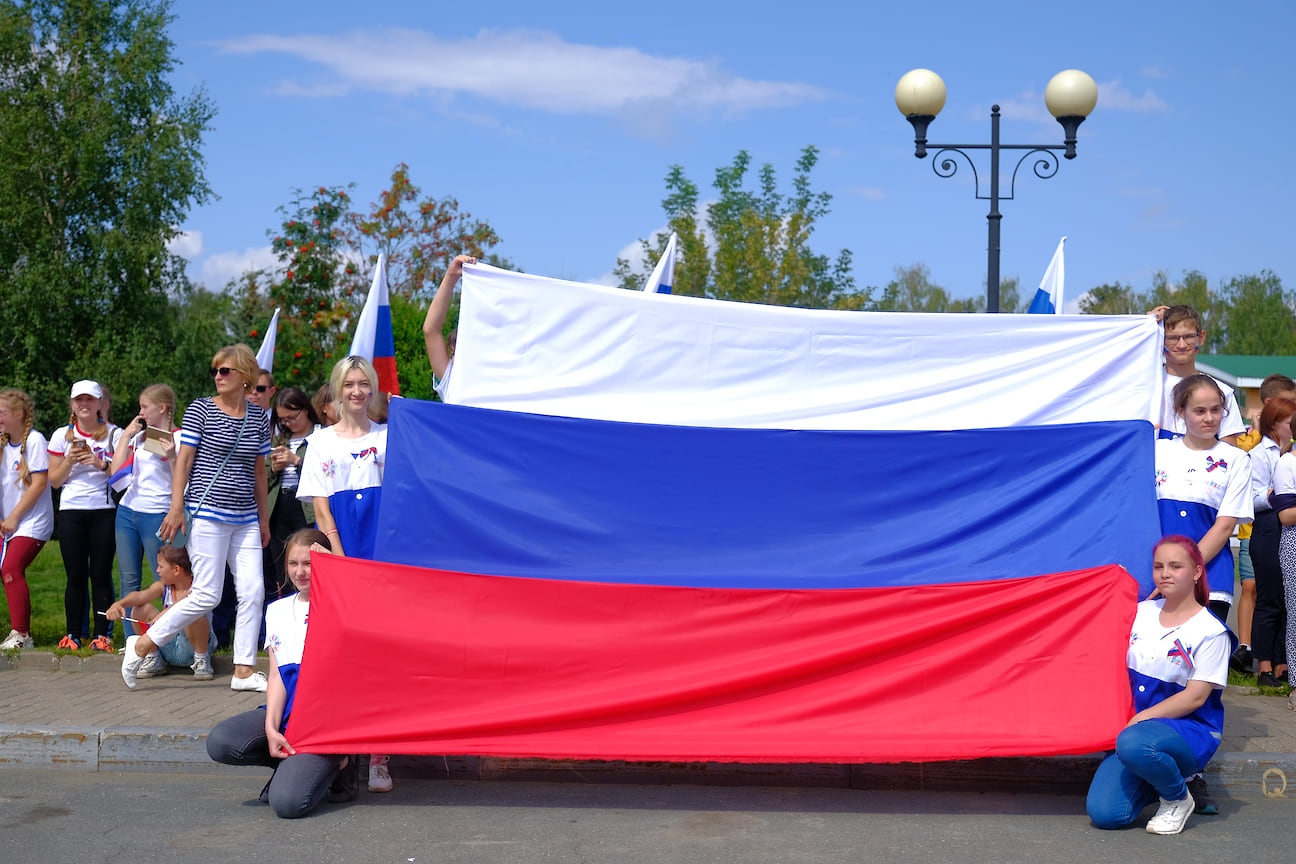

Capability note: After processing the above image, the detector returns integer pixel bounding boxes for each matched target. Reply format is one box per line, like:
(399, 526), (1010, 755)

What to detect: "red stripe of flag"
(287, 555), (1136, 763)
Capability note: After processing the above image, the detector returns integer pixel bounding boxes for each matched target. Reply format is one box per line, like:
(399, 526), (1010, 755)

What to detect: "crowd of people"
(0, 283), (1287, 825)
(0, 255), (475, 809)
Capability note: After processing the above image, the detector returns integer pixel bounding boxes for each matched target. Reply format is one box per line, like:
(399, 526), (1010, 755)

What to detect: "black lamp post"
(895, 69), (1098, 313)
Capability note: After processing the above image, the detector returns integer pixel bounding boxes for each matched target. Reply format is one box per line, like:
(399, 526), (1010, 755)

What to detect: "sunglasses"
(209, 367), (234, 378)
(254, 385), (269, 393)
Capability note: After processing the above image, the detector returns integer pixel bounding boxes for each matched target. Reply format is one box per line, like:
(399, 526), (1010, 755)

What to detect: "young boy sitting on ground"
(106, 545), (215, 682)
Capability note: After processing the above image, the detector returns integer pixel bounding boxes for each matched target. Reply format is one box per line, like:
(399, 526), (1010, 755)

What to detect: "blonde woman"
(0, 390), (54, 650)
(297, 355), (390, 791)
(126, 344), (272, 692)
(108, 384), (179, 639)
(48, 380), (122, 651)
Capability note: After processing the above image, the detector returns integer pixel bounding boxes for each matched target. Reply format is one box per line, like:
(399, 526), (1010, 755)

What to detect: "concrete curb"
(2, 722), (1292, 801)
(0, 725), (249, 774)
(0, 651), (267, 675)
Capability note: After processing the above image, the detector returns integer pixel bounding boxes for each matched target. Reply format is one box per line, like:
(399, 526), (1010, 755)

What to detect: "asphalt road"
(3, 769), (1292, 864)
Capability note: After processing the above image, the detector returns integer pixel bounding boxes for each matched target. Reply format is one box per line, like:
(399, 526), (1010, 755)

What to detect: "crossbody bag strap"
(188, 406), (252, 519)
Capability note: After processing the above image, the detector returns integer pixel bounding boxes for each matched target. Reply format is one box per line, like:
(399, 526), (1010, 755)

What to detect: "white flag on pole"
(642, 232), (677, 294)
(255, 308), (280, 371)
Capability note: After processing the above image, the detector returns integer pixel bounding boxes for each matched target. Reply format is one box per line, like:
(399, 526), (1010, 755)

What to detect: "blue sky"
(168, 1), (1295, 311)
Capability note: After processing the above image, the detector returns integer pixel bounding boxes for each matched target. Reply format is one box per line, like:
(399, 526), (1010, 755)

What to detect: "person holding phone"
(48, 380), (122, 652)
(262, 387), (321, 616)
(108, 384), (179, 639)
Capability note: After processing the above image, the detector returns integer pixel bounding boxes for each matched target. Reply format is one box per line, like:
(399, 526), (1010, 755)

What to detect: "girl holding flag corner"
(296, 354), (392, 793)
(423, 254), (476, 401)
(1086, 536), (1233, 834)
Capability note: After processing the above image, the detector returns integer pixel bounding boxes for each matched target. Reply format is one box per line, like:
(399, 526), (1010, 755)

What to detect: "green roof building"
(1196, 354), (1296, 425)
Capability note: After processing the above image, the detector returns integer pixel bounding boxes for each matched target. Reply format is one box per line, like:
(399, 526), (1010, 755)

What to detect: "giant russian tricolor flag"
(348, 253), (400, 395)
(287, 265), (1164, 763)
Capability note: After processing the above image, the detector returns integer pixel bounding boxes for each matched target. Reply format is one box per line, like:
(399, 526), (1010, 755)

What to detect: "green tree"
(345, 162), (501, 299)
(0, 0), (214, 424)
(870, 265), (1012, 313)
(875, 263), (951, 312)
(1215, 271), (1296, 355)
(1078, 282), (1142, 315)
(615, 147), (866, 309)
(258, 186), (356, 389)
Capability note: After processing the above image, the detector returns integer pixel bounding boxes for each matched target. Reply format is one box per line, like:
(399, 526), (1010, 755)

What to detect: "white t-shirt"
(433, 358), (453, 402)
(296, 425), (387, 503)
(279, 431), (314, 492)
(2, 429), (54, 541)
(1160, 370), (1246, 440)
(48, 424), (122, 510)
(117, 429), (179, 514)
(1156, 437), (1252, 601)
(1249, 436), (1283, 513)
(264, 593), (308, 662)
(1272, 451), (1296, 500)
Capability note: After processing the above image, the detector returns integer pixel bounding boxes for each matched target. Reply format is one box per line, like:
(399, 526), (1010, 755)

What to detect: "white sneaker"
(0, 629), (34, 650)
(191, 655), (214, 680)
(136, 653), (168, 679)
(230, 671), (268, 692)
(368, 756), (393, 793)
(1146, 791), (1194, 835)
(121, 635), (144, 690)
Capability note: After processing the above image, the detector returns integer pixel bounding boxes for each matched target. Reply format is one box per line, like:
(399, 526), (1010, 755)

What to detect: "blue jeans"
(158, 625), (217, 667)
(115, 506), (166, 638)
(1086, 720), (1200, 829)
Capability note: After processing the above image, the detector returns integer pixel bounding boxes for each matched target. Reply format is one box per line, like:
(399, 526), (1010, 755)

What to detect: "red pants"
(2, 536), (44, 634)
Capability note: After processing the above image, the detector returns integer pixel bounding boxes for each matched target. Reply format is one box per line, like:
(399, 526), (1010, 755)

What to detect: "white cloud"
(843, 185), (885, 201)
(1097, 80), (1169, 112)
(197, 245), (279, 289)
(1140, 66), (1171, 80)
(590, 233), (662, 287)
(213, 28), (827, 117)
(166, 229), (203, 259)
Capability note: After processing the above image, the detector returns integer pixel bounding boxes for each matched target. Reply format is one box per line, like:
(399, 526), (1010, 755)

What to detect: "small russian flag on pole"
(349, 253), (401, 395)
(642, 232), (677, 294)
(1027, 236), (1066, 314)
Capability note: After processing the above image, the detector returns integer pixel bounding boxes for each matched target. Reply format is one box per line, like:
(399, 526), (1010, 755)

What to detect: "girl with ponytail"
(0, 390), (54, 650)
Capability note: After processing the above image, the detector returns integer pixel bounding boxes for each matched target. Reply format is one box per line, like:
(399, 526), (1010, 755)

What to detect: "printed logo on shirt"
(1205, 456), (1228, 472)
(320, 458), (337, 479)
(351, 446), (378, 462)
(1167, 639), (1195, 672)
(1155, 470), (1168, 487)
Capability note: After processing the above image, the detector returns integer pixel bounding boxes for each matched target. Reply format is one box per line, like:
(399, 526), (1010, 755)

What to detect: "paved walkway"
(3, 652), (1296, 798)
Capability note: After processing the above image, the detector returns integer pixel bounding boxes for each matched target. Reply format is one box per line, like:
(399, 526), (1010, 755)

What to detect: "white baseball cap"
(70, 380), (103, 400)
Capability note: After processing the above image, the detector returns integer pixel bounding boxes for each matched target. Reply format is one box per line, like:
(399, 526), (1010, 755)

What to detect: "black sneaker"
(1186, 775), (1218, 815)
(1230, 645), (1254, 674)
(1259, 671), (1280, 688)
(327, 755), (360, 803)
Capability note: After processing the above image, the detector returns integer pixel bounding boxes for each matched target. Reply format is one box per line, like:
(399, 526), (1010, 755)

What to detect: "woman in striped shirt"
(123, 344), (272, 692)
